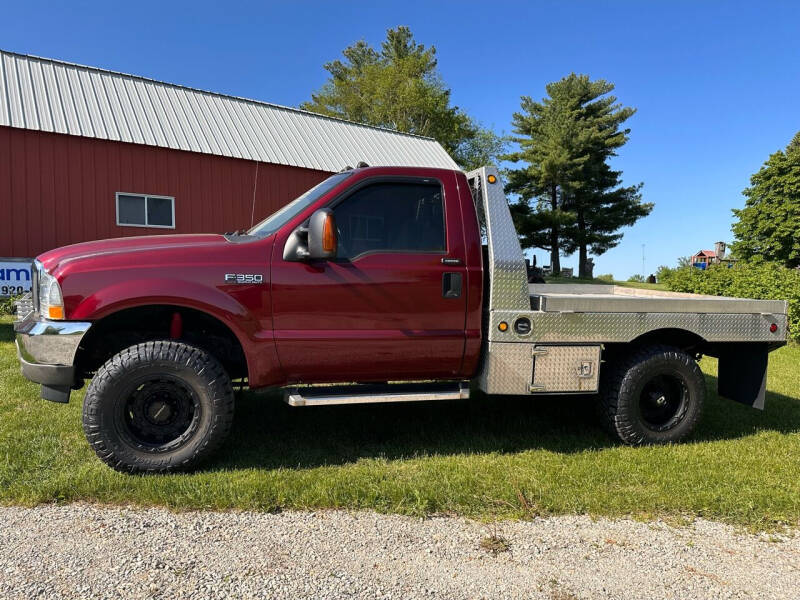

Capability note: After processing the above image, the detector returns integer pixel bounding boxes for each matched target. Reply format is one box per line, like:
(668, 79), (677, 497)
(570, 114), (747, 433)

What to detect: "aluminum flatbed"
(467, 166), (788, 406)
(528, 284), (786, 314)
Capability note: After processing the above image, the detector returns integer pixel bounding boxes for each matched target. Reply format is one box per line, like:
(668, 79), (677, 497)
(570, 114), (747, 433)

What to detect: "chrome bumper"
(14, 311), (91, 403)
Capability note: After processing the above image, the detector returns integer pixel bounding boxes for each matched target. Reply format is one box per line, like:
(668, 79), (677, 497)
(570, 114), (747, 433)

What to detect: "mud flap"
(40, 384), (71, 403)
(717, 343), (768, 410)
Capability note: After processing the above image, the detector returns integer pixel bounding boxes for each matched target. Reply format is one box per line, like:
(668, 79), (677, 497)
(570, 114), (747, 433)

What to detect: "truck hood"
(38, 234), (234, 273)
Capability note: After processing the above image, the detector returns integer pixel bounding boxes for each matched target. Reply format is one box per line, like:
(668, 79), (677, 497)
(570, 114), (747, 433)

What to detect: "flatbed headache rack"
(466, 166), (788, 400)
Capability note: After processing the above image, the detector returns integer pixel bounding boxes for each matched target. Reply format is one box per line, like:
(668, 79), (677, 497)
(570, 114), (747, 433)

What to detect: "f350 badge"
(224, 273), (264, 284)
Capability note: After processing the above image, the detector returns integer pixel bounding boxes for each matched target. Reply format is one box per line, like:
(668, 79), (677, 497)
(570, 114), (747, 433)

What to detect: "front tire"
(599, 345), (705, 445)
(82, 341), (234, 473)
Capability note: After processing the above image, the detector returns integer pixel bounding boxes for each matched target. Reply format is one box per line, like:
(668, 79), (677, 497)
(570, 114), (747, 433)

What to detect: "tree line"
(657, 131), (800, 274)
(651, 131), (800, 341)
(730, 131), (800, 269)
(302, 27), (652, 277)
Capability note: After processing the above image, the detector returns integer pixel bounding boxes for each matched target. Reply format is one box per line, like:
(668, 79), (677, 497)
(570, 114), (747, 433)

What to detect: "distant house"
(691, 242), (736, 269)
(691, 249), (718, 268)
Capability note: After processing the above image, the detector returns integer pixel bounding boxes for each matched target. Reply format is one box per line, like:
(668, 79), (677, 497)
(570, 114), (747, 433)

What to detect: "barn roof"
(0, 49), (459, 172)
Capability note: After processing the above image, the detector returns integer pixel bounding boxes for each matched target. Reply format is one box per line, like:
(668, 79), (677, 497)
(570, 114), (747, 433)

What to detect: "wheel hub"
(122, 378), (198, 447)
(651, 393), (667, 406)
(639, 374), (689, 431)
(145, 399), (174, 424)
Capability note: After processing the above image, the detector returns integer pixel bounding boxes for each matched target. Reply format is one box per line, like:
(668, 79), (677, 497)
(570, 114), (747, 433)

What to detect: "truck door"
(271, 172), (468, 383)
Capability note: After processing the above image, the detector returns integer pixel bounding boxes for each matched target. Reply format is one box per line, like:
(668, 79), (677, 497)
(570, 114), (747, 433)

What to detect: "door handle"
(441, 257), (462, 265)
(442, 272), (462, 298)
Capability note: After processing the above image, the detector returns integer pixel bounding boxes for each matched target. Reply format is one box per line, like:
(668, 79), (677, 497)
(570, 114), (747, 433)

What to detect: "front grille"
(14, 291), (34, 321)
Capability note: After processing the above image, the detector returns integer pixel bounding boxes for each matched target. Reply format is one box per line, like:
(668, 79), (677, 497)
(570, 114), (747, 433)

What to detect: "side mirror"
(308, 208), (337, 259)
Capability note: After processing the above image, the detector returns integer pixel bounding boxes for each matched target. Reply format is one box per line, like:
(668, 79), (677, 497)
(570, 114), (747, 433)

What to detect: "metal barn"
(0, 50), (457, 259)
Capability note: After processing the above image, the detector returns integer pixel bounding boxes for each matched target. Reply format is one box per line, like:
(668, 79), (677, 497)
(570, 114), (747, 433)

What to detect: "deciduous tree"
(731, 132), (800, 268)
(302, 26), (505, 170)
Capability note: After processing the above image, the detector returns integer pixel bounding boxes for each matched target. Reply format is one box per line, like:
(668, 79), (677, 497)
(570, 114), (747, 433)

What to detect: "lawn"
(1, 315), (799, 530)
(544, 276), (669, 291)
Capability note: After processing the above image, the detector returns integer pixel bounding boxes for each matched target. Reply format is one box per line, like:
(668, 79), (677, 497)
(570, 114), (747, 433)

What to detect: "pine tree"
(504, 74), (651, 275)
(564, 163), (650, 278)
(503, 84), (585, 272)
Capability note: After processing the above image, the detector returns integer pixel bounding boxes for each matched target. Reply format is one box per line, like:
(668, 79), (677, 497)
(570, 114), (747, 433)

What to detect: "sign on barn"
(0, 259), (32, 297)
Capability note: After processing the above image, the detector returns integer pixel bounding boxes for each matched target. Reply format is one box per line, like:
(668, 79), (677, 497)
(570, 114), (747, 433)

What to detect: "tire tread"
(599, 344), (704, 445)
(82, 341), (234, 473)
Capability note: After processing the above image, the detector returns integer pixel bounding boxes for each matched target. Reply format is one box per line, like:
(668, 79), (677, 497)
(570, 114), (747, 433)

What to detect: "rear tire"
(599, 345), (704, 445)
(82, 341), (234, 473)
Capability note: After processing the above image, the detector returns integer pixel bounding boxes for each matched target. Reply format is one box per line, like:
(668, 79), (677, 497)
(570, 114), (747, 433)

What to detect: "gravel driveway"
(1, 504), (798, 599)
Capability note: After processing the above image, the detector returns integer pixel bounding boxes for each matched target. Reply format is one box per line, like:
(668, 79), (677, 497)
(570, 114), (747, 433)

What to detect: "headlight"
(37, 263), (64, 320)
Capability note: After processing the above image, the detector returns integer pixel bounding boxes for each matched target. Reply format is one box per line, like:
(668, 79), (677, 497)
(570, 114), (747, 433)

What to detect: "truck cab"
(266, 166), (482, 384)
(14, 166), (788, 473)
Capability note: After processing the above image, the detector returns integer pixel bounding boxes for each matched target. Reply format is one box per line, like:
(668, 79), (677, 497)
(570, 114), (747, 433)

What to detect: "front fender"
(65, 276), (282, 388)
(68, 277), (251, 323)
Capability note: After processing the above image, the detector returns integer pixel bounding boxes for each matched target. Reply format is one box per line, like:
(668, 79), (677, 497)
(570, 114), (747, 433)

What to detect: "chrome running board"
(283, 382), (470, 407)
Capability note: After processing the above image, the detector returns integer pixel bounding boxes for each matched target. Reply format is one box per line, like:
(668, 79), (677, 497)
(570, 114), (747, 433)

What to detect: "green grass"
(615, 280), (669, 291)
(543, 276), (668, 291)
(1, 316), (799, 529)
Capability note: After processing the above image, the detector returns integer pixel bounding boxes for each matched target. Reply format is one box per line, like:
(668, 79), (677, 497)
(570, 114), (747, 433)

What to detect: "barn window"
(116, 193), (175, 228)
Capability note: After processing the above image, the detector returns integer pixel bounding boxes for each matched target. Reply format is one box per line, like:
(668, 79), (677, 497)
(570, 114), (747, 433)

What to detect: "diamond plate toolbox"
(478, 342), (534, 395)
(478, 343), (602, 395)
(531, 345), (601, 393)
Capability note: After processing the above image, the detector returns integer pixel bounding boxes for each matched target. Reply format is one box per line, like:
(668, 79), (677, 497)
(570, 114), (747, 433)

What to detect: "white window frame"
(115, 192), (176, 229)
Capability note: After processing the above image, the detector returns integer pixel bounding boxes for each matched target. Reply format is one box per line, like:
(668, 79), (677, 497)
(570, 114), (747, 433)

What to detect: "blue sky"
(2, 1), (798, 278)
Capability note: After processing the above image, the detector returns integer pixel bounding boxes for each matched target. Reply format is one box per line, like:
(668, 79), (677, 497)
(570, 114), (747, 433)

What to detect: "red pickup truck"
(14, 166), (788, 472)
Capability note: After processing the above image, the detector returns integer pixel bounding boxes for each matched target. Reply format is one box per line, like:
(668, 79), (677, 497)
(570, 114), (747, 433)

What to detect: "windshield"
(247, 171), (353, 237)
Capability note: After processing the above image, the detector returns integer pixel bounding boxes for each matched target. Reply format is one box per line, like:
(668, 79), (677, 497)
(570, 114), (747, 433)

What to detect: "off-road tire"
(599, 345), (704, 445)
(82, 341), (235, 473)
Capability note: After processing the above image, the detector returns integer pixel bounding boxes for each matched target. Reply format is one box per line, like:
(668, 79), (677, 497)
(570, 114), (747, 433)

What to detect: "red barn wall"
(0, 126), (332, 257)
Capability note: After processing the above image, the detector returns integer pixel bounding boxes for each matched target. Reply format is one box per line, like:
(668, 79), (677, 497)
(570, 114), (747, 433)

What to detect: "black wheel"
(82, 341), (234, 473)
(599, 345), (704, 445)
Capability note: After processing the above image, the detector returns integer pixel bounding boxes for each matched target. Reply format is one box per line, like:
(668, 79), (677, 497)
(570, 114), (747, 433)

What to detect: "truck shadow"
(1, 319), (796, 471)
(0, 321), (14, 343)
(209, 375), (800, 471)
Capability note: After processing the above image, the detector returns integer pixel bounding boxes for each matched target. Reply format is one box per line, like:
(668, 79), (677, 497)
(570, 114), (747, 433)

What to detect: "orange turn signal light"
(498, 321), (508, 332)
(48, 306), (64, 320)
(487, 174), (497, 184)
(322, 214), (337, 253)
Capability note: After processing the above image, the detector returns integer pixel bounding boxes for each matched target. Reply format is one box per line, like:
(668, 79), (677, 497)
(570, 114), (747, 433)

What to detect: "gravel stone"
(0, 504), (798, 599)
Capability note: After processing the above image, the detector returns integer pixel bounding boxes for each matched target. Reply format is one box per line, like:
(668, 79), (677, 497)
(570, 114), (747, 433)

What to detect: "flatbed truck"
(14, 166), (788, 472)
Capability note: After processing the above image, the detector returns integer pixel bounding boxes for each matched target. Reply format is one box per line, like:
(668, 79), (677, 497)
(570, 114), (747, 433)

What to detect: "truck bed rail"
(529, 284), (787, 314)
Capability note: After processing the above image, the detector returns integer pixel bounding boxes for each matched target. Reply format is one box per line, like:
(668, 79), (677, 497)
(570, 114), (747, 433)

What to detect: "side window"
(333, 182), (445, 259)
